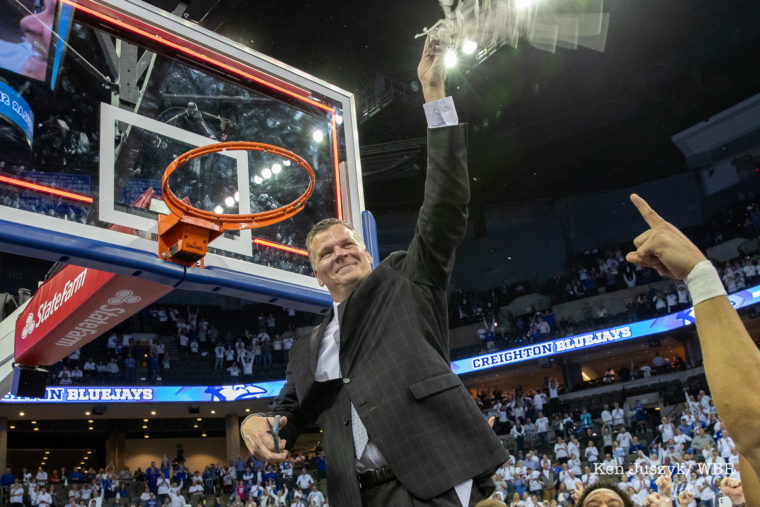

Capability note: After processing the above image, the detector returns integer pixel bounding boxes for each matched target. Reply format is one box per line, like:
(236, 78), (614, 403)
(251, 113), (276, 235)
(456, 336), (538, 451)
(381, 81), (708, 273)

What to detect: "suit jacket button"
(344, 418), (350, 425)
(342, 377), (350, 384)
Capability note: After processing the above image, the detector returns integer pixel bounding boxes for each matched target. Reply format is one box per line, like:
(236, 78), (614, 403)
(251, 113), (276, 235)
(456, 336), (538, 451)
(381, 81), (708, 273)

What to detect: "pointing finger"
(631, 193), (665, 228)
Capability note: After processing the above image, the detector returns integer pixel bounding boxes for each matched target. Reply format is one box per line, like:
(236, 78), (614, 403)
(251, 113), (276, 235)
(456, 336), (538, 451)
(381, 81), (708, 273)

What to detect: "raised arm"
(626, 193), (760, 476)
(404, 36), (469, 289)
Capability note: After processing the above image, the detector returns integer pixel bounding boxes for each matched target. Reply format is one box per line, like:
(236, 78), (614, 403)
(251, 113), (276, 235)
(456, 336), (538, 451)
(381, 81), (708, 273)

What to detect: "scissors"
(267, 415), (281, 453)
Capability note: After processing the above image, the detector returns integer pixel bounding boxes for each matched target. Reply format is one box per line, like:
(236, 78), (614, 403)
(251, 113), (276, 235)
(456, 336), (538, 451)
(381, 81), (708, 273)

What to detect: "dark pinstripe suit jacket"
(273, 123), (508, 506)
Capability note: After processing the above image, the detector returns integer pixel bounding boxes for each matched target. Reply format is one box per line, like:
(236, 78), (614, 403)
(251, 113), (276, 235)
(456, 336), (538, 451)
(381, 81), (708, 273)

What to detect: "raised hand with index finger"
(626, 193), (707, 280)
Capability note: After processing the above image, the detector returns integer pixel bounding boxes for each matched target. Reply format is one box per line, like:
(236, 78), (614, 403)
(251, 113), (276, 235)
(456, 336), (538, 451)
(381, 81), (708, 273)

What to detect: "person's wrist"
(422, 85), (445, 103)
(684, 260), (727, 305)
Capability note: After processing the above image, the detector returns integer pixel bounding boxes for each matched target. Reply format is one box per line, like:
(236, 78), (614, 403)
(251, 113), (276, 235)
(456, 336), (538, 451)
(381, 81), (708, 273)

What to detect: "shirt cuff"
(423, 96), (458, 128)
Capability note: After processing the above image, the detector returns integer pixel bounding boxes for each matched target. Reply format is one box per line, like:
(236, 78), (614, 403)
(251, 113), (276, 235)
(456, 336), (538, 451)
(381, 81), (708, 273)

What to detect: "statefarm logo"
(20, 313), (35, 340)
(108, 290), (141, 305)
(22, 269), (88, 340)
(55, 288), (142, 348)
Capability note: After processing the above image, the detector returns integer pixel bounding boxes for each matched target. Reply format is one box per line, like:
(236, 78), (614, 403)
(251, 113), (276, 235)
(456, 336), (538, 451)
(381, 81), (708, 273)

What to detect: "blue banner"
(0, 80), (34, 145)
(451, 284), (760, 375)
(0, 381), (286, 403)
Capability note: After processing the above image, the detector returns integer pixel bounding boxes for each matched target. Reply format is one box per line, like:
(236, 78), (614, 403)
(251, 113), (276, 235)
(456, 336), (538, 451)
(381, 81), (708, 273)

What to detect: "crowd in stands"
(50, 304), (302, 387)
(0, 451), (329, 507)
(450, 196), (760, 340)
(461, 250), (760, 359)
(474, 382), (741, 506)
(4, 378), (737, 507)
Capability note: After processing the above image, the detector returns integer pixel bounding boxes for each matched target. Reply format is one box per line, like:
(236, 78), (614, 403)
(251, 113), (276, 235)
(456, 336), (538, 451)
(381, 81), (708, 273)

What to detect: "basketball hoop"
(158, 141), (316, 267)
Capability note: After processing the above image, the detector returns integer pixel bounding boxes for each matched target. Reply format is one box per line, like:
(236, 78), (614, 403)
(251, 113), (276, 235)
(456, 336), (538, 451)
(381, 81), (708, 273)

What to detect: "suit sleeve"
(403, 123), (469, 289)
(271, 363), (312, 450)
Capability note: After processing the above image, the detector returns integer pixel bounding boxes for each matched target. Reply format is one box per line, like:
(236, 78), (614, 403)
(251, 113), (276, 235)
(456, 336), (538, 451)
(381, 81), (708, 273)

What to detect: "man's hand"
(720, 477), (745, 504)
(655, 468), (673, 498)
(677, 490), (694, 506)
(240, 415), (289, 462)
(626, 194), (707, 279)
(643, 493), (672, 507)
(571, 480), (584, 502)
(417, 36), (447, 103)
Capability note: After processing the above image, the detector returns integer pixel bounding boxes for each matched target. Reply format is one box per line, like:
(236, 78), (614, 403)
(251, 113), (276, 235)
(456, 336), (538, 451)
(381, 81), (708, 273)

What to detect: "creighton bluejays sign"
(452, 283), (760, 375)
(464, 325), (633, 370)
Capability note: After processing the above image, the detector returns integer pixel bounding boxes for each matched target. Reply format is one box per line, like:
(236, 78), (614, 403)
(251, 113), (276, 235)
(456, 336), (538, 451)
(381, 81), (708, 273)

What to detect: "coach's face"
(311, 224), (373, 302)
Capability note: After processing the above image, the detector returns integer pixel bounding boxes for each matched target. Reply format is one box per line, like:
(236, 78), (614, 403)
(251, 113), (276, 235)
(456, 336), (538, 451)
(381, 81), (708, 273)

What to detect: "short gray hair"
(305, 218), (365, 269)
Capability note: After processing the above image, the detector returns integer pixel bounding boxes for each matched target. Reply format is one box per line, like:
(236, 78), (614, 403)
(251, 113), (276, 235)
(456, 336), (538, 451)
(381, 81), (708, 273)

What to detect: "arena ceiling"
(143, 0), (760, 209)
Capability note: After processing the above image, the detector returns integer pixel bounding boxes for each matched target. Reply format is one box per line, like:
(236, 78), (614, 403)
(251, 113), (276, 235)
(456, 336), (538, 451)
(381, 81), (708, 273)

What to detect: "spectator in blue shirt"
(678, 417), (693, 436)
(202, 466), (214, 494)
(160, 457), (171, 480)
(117, 483), (129, 501)
(513, 476), (527, 497)
(0, 468), (14, 487)
(69, 468), (83, 484)
(579, 407), (593, 431)
(124, 354), (137, 382)
(174, 467), (187, 488)
(629, 436), (645, 455)
(262, 467), (278, 488)
(144, 492), (159, 507)
(233, 457), (246, 481)
(315, 451), (326, 486)
(633, 400), (647, 434)
(145, 462), (159, 493)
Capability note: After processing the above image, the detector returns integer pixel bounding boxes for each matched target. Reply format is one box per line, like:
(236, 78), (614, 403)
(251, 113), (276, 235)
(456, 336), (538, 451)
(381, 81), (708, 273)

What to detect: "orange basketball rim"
(157, 141), (316, 267)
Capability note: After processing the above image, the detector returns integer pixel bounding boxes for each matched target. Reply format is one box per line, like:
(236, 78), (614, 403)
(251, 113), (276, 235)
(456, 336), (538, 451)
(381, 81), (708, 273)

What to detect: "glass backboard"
(0, 0), (367, 312)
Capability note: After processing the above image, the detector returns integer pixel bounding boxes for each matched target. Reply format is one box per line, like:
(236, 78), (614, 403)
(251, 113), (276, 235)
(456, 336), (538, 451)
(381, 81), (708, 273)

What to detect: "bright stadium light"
(262, 168), (272, 179)
(224, 196), (235, 207)
(271, 163), (282, 175)
(214, 205), (223, 214)
(444, 49), (458, 68)
(516, 0), (534, 11)
(312, 129), (324, 143)
(462, 38), (477, 55)
(253, 175), (263, 185)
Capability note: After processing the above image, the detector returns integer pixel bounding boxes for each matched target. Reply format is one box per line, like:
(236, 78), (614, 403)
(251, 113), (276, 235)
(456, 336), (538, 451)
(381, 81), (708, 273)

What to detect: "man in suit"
(241, 35), (507, 506)
(539, 462), (558, 502)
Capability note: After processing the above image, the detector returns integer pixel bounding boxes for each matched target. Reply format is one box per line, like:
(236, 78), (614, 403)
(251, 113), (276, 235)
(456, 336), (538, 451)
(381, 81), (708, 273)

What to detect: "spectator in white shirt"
(554, 436), (569, 464)
(600, 404), (613, 425)
(306, 485), (325, 507)
(35, 468), (47, 487)
(214, 345), (225, 369)
(585, 441), (599, 465)
(567, 454), (582, 476)
(580, 466), (598, 488)
(295, 470), (313, 494)
(611, 402), (625, 425)
(10, 480), (24, 506)
(616, 426), (632, 453)
(535, 411), (549, 448)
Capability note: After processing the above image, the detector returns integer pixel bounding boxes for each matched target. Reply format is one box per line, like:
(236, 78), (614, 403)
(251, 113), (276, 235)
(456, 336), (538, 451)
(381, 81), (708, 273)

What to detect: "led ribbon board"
(451, 284), (760, 375)
(0, 381), (286, 403)
(0, 80), (34, 145)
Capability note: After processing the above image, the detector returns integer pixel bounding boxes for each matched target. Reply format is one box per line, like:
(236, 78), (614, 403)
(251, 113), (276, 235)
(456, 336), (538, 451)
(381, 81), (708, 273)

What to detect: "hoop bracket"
(157, 141), (316, 267)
